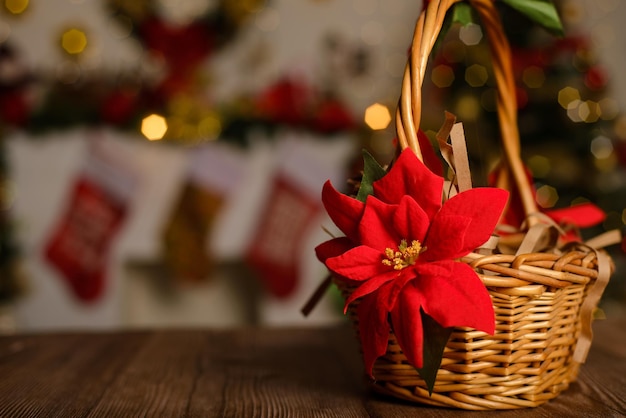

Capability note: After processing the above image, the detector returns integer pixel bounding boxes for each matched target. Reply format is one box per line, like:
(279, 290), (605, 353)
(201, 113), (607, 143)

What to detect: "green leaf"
(501, 0), (564, 36)
(417, 310), (452, 395)
(452, 2), (477, 27)
(356, 149), (386, 203)
(433, 3), (478, 52)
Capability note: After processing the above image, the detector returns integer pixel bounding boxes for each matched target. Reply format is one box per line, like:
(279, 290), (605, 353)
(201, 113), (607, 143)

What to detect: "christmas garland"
(0, 0), (358, 143)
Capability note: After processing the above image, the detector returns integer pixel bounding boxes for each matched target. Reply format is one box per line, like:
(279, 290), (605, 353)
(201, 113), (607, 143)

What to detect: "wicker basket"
(333, 0), (614, 410)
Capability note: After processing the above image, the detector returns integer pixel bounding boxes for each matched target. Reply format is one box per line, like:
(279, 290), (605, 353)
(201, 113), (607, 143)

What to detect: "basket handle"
(396, 0), (539, 227)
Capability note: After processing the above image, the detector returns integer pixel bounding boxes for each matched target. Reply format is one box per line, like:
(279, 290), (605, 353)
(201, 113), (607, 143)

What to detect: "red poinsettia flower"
(316, 149), (508, 376)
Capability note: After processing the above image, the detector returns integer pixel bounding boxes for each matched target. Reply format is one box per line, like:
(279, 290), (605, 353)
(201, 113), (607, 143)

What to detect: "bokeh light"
(364, 103), (391, 130)
(459, 23), (482, 46)
(522, 66), (545, 88)
(566, 99), (583, 122)
(590, 135), (614, 159)
(527, 155), (551, 178)
(4, 0), (29, 15)
(558, 86), (580, 109)
(536, 185), (559, 208)
(598, 97), (619, 120)
(480, 88), (497, 112)
(578, 100), (601, 123)
(465, 64), (488, 87)
(431, 64), (454, 88)
(454, 95), (481, 121)
(141, 114), (168, 140)
(198, 113), (222, 140)
(61, 28), (88, 55)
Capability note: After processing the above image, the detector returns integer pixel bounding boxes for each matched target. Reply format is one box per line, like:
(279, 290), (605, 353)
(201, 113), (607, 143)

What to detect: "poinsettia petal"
(358, 196), (400, 250)
(546, 202), (606, 228)
(343, 270), (399, 313)
(326, 245), (386, 281)
(374, 265), (420, 314)
(423, 215), (472, 261)
(373, 149), (443, 219)
(416, 261), (495, 335)
(389, 284), (426, 369)
(315, 237), (354, 263)
(418, 129), (444, 176)
(357, 292), (392, 378)
(322, 180), (364, 241)
(429, 188), (508, 256)
(393, 196), (430, 243)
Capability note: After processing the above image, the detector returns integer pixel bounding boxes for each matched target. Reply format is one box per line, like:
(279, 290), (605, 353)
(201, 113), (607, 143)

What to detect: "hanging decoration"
(0, 0), (365, 306)
(44, 134), (138, 303)
(161, 143), (246, 283)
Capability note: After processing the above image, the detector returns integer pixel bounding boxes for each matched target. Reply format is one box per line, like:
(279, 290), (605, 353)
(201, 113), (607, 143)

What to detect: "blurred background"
(0, 0), (624, 333)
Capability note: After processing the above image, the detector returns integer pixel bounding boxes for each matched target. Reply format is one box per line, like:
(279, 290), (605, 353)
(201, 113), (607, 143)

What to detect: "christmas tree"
(421, 0), (625, 310)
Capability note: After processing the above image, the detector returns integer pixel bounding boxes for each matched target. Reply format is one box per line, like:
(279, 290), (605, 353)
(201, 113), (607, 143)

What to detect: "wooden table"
(1, 318), (624, 417)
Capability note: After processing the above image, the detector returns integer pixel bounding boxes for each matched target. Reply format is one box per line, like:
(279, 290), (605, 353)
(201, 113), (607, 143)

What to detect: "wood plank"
(86, 330), (208, 417)
(0, 318), (623, 417)
(185, 327), (368, 417)
(0, 332), (147, 417)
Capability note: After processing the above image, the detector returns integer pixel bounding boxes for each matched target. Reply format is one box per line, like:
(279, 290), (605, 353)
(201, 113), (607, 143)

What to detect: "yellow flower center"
(382, 239), (423, 270)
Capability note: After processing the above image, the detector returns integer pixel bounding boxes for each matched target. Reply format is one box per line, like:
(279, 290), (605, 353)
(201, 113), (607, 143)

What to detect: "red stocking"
(246, 175), (321, 298)
(44, 137), (136, 302)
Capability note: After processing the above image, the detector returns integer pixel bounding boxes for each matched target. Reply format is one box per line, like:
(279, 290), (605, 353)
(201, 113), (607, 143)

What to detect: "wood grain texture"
(0, 318), (624, 417)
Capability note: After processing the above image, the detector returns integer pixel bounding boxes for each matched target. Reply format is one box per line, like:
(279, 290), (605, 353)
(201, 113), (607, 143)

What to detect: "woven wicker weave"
(335, 0), (613, 410)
